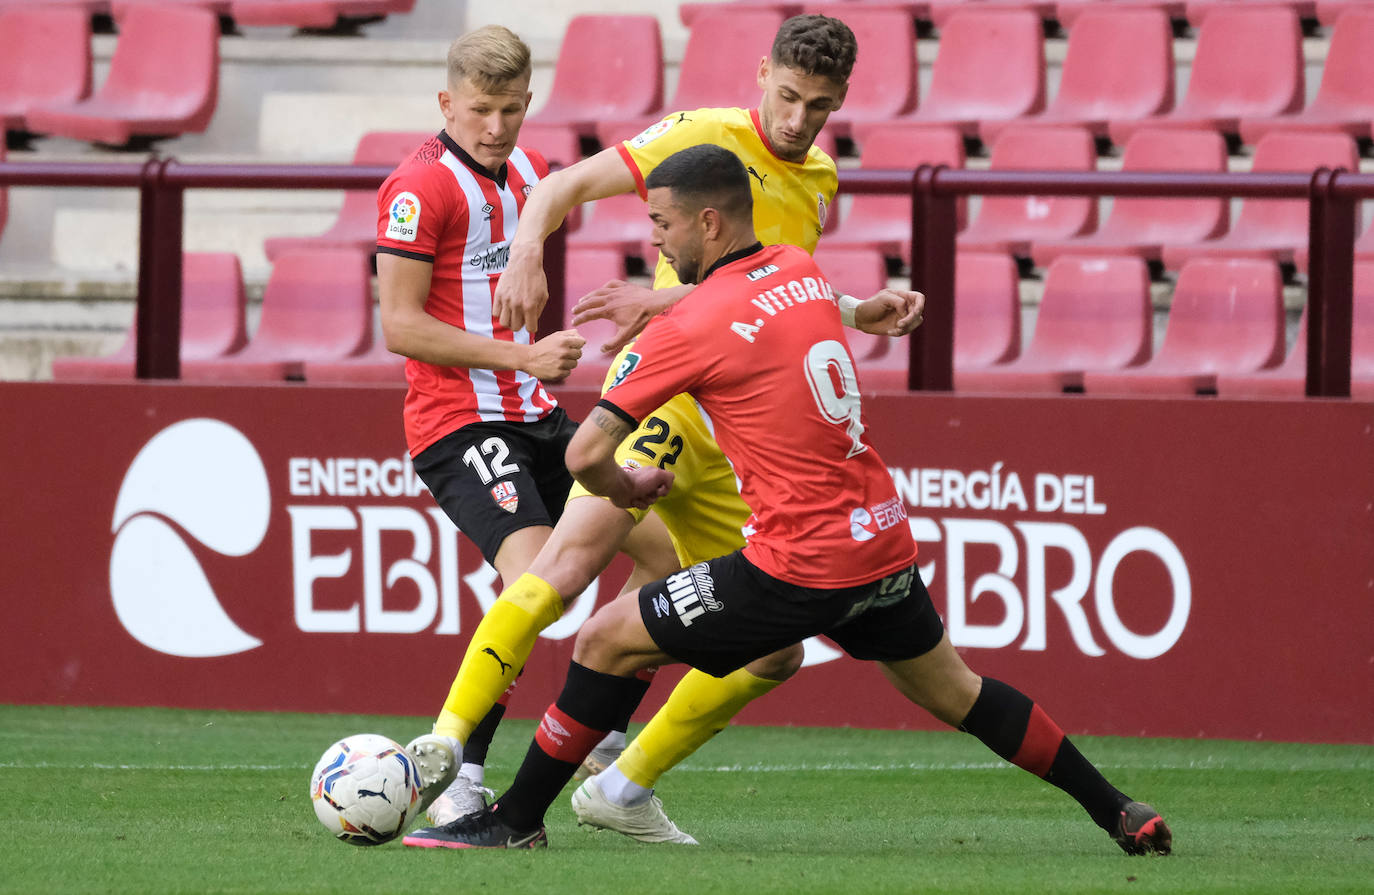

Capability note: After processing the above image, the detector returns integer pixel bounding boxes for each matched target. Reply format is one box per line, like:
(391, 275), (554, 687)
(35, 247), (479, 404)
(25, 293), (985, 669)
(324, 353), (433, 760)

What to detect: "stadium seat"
(50, 253), (249, 380)
(927, 0), (1057, 28)
(853, 10), (1044, 141)
(823, 126), (966, 261)
(568, 192), (651, 258)
(1294, 207), (1374, 271)
(1083, 258), (1285, 394)
(1185, 0), (1316, 27)
(812, 246), (891, 362)
(556, 247), (631, 387)
(594, 9), (786, 149)
(1107, 7), (1304, 146)
(263, 131), (429, 263)
(804, 7), (917, 139)
(24, 4), (218, 146)
(957, 126), (1099, 257)
(680, 1), (802, 26)
(954, 255), (1152, 393)
(1160, 132), (1360, 270)
(0, 6), (91, 135)
(1214, 305), (1308, 397)
(1031, 128), (1229, 266)
(953, 251), (1022, 368)
(518, 123), (582, 169)
(1317, 0), (1373, 26)
(229, 0), (414, 29)
(1239, 8), (1374, 143)
(111, 0), (232, 21)
(524, 15), (663, 139)
(0, 0), (109, 14)
(1054, 0), (1187, 29)
(180, 250), (373, 382)
(981, 8), (1174, 145)
(0, 144), (6, 245)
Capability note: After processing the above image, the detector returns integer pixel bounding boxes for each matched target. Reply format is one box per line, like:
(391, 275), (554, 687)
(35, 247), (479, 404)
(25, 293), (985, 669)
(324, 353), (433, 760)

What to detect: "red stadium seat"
(981, 8), (1174, 145)
(0, 143), (5, 245)
(1294, 205), (1374, 271)
(954, 256), (1152, 393)
(957, 126), (1099, 257)
(556, 247), (630, 386)
(24, 4), (218, 146)
(1185, 0), (1316, 27)
(1054, 0), (1186, 29)
(823, 126), (965, 260)
(953, 251), (1022, 368)
(1107, 7), (1304, 146)
(263, 131), (429, 263)
(181, 250), (373, 382)
(1160, 132), (1360, 270)
(525, 15), (664, 138)
(1083, 258), (1285, 394)
(1214, 306), (1308, 397)
(854, 10), (1045, 140)
(51, 253), (249, 380)
(0, 1), (109, 13)
(595, 9), (786, 148)
(805, 7), (917, 139)
(518, 123), (582, 170)
(680, 1), (802, 26)
(568, 192), (651, 257)
(111, 0), (232, 21)
(927, 0), (1057, 28)
(0, 7), (91, 135)
(1031, 129), (1229, 266)
(1239, 8), (1374, 143)
(229, 0), (413, 29)
(1317, 0), (1374, 26)
(812, 246), (891, 361)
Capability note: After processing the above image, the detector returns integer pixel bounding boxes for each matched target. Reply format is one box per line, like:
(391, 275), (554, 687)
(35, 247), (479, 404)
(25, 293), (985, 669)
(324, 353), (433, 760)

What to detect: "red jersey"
(601, 243), (917, 587)
(377, 131), (558, 457)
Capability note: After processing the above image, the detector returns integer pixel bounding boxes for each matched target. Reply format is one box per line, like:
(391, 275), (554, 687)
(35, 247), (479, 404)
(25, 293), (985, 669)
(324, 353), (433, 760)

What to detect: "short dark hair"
(645, 144), (754, 222)
(771, 14), (857, 85)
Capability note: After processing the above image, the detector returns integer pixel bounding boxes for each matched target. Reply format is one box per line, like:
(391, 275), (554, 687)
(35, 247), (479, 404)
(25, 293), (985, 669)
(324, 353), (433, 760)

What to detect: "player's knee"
(570, 606), (623, 671)
(746, 643), (804, 682)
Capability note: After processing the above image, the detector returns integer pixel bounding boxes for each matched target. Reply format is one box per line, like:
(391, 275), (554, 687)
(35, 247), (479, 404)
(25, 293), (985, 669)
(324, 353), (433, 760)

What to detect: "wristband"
(838, 293), (861, 327)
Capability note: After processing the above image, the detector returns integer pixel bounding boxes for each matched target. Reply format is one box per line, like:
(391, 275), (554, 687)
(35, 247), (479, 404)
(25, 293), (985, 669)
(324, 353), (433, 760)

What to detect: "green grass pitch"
(3, 705), (1370, 894)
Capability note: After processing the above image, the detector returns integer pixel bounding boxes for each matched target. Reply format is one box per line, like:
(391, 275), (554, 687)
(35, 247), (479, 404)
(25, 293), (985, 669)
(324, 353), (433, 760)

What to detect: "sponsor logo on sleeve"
(385, 192), (421, 242)
(608, 352), (641, 389)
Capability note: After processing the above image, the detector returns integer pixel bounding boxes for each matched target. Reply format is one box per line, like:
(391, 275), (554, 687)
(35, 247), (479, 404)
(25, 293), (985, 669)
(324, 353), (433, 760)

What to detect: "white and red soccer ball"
(309, 733), (421, 846)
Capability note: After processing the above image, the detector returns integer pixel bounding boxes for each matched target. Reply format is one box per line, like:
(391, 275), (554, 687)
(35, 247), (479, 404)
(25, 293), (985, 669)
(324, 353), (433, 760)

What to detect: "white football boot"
(404, 734), (459, 818)
(426, 772), (496, 826)
(570, 775), (698, 845)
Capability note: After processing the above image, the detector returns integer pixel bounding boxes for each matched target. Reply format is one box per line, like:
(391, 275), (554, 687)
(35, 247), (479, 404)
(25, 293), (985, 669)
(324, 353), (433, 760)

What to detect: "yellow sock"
(617, 667), (781, 789)
(433, 573), (563, 741)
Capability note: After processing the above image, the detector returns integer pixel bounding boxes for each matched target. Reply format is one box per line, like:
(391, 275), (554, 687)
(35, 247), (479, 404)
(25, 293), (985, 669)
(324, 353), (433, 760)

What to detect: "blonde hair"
(447, 25), (531, 92)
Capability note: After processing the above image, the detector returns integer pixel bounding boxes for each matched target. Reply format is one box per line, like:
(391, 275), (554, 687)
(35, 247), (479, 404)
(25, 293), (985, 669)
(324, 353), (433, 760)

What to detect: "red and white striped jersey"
(377, 130), (558, 457)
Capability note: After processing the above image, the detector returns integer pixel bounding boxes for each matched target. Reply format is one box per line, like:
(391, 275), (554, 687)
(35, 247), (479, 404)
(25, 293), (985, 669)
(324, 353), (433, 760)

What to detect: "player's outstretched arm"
(850, 288), (926, 337)
(567, 406), (674, 510)
(379, 252), (585, 376)
(495, 147), (641, 334)
(572, 281), (694, 354)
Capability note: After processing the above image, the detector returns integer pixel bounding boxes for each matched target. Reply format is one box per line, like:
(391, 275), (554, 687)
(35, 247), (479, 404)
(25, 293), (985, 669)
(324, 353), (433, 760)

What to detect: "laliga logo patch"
(491, 481), (519, 513)
(629, 117), (675, 149)
(608, 352), (641, 390)
(849, 506), (877, 542)
(109, 419), (271, 657)
(386, 192), (420, 242)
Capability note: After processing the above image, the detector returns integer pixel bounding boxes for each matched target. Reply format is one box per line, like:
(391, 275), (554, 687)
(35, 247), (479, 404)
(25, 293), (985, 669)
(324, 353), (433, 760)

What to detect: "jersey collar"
(750, 108), (807, 165)
(438, 129), (509, 188)
(702, 242), (765, 282)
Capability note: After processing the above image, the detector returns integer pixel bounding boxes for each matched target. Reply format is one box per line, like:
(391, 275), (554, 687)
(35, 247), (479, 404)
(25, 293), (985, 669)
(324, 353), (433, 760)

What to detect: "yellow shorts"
(568, 381), (751, 568)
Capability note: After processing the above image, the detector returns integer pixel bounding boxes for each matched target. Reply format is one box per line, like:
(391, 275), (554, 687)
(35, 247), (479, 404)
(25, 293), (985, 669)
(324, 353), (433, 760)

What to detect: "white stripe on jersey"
(437, 147), (544, 422)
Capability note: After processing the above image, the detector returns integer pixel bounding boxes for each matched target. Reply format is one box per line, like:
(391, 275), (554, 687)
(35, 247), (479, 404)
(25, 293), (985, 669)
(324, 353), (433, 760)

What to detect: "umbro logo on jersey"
(747, 166), (768, 191)
(481, 202), (495, 220)
(652, 594), (670, 618)
(745, 264), (779, 282)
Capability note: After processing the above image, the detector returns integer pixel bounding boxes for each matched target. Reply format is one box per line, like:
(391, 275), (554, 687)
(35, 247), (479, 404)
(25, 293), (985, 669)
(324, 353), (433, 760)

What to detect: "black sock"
(461, 701), (507, 767)
(494, 661), (650, 831)
(959, 677), (1128, 832)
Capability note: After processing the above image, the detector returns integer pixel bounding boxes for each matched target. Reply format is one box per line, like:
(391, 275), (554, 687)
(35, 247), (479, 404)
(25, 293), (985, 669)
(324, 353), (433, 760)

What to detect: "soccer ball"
(309, 733), (422, 846)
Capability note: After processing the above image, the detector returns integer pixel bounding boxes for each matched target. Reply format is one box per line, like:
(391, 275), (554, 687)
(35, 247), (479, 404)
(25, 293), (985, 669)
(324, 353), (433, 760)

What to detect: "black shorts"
(638, 553), (945, 677)
(412, 409), (578, 566)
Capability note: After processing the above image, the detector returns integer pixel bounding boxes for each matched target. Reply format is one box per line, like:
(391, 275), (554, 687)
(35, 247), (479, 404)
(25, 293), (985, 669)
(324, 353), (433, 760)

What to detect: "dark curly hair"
(770, 14), (858, 85)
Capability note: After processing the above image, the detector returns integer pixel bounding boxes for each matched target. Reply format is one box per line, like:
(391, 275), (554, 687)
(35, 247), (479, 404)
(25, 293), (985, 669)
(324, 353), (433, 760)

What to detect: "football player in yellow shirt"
(409, 14), (921, 841)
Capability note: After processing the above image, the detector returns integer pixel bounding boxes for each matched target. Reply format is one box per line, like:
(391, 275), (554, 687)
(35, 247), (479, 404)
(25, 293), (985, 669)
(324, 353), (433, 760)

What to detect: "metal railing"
(0, 158), (1364, 396)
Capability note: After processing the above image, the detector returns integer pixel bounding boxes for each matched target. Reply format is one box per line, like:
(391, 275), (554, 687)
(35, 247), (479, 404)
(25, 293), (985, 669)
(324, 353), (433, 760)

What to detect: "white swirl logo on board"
(110, 419), (271, 657)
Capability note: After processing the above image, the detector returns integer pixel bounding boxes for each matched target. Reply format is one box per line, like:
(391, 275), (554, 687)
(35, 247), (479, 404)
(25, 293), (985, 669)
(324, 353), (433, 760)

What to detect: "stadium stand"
(50, 253), (249, 379)
(804, 7), (917, 140)
(1053, 0), (1186, 30)
(552, 247), (630, 387)
(1239, 7), (1374, 143)
(0, 6), (91, 136)
(823, 125), (966, 261)
(1184, 0), (1317, 27)
(812, 245), (891, 361)
(1317, 0), (1371, 26)
(957, 126), (1099, 256)
(854, 9), (1044, 141)
(981, 8), (1174, 145)
(0, 0), (109, 13)
(1160, 131), (1360, 269)
(568, 192), (653, 258)
(679, 1), (802, 26)
(594, 9), (786, 149)
(954, 255), (1152, 393)
(524, 15), (664, 139)
(110, 0), (232, 21)
(1031, 128), (1229, 266)
(263, 131), (428, 262)
(229, 0), (415, 29)
(180, 250), (373, 381)
(24, 4), (219, 146)
(927, 0), (1057, 28)
(1083, 258), (1285, 394)
(1107, 6), (1304, 146)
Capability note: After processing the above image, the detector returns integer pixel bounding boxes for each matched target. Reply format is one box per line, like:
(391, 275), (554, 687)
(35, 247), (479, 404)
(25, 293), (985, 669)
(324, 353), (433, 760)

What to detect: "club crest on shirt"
(386, 192), (420, 242)
(817, 192), (829, 229)
(491, 481), (519, 513)
(608, 352), (641, 389)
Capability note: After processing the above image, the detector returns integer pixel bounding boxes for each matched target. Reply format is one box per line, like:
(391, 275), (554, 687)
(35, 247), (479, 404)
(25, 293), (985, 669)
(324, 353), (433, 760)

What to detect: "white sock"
(595, 762), (652, 807)
(595, 729), (627, 753)
(459, 762), (484, 785)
